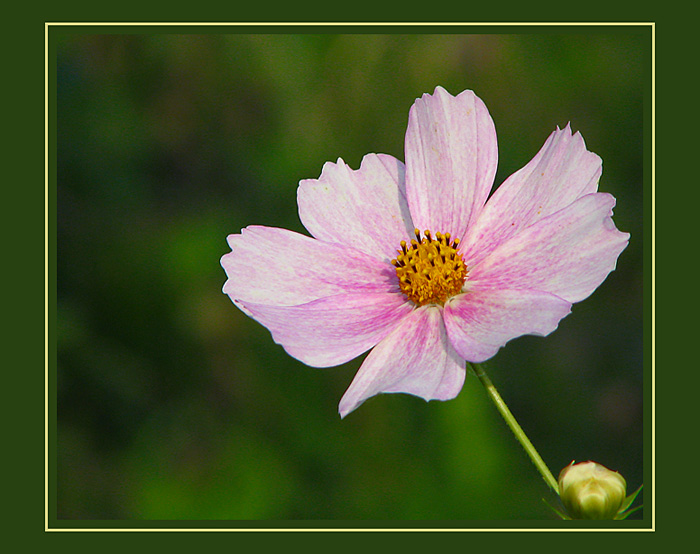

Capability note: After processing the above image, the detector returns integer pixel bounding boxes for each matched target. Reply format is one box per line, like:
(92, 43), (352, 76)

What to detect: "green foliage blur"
(56, 31), (645, 522)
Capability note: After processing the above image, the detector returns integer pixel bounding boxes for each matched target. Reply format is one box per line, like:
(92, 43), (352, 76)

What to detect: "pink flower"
(221, 86), (629, 418)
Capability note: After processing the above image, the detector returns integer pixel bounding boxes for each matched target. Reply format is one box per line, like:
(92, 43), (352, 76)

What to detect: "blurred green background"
(55, 30), (646, 522)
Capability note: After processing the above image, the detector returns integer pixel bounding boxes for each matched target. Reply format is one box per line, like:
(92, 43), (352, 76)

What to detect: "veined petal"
(239, 292), (413, 368)
(461, 125), (602, 265)
(221, 226), (397, 308)
(338, 306), (466, 418)
(297, 154), (414, 261)
(468, 193), (629, 303)
(405, 86), (498, 241)
(443, 289), (572, 363)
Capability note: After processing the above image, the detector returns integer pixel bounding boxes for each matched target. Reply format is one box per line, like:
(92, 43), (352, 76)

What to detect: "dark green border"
(641, 21), (653, 536)
(45, 21), (653, 533)
(47, 24), (57, 533)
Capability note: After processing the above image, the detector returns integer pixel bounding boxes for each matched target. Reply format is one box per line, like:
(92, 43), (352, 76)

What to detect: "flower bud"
(558, 461), (627, 520)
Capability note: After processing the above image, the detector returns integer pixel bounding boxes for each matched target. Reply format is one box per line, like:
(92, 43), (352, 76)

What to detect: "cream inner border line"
(45, 21), (655, 533)
(45, 22), (654, 25)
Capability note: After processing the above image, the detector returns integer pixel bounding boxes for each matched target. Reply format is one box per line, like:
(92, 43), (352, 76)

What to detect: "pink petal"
(221, 226), (397, 308)
(461, 125), (603, 266)
(297, 154), (414, 261)
(468, 193), (629, 303)
(443, 289), (572, 363)
(338, 306), (466, 418)
(404, 86), (498, 242)
(239, 292), (413, 368)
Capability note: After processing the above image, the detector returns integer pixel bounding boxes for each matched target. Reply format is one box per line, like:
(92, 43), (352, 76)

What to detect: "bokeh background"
(55, 30), (647, 522)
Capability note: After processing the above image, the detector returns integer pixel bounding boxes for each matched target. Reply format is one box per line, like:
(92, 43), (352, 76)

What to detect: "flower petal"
(404, 86), (498, 241)
(221, 226), (397, 308)
(338, 306), (466, 418)
(238, 292), (413, 368)
(468, 193), (629, 303)
(461, 124), (603, 266)
(297, 153), (414, 261)
(443, 289), (572, 363)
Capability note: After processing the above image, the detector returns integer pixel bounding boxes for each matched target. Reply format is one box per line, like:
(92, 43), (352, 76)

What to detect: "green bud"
(558, 461), (627, 520)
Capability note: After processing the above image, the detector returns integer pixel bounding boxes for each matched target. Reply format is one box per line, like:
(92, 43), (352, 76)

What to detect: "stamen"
(390, 229), (468, 306)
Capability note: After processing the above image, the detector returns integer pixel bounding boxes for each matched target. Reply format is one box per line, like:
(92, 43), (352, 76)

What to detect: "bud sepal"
(615, 484), (643, 520)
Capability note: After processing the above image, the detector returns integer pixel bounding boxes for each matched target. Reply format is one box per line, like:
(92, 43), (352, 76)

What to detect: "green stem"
(469, 362), (559, 495)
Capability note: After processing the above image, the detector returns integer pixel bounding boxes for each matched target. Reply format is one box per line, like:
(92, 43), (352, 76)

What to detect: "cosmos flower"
(221, 86), (629, 418)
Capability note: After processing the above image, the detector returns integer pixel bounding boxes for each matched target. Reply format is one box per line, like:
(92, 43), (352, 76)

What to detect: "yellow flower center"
(391, 229), (468, 306)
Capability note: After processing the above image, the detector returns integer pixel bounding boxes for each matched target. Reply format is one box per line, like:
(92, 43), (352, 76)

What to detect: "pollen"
(391, 229), (468, 306)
